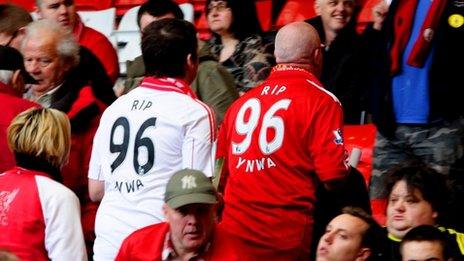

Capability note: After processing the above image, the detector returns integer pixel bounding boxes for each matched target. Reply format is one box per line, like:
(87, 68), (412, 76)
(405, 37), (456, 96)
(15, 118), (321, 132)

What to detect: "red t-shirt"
(217, 65), (349, 252)
(116, 222), (240, 261)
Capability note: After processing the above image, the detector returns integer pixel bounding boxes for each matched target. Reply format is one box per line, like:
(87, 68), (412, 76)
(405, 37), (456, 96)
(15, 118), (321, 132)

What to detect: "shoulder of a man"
(208, 225), (241, 260)
(117, 222), (169, 259)
(438, 226), (464, 256)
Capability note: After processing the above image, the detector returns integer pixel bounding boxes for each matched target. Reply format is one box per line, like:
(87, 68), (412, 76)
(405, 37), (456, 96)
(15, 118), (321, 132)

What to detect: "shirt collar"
(161, 231), (212, 261)
(24, 83), (62, 108)
(140, 76), (197, 99)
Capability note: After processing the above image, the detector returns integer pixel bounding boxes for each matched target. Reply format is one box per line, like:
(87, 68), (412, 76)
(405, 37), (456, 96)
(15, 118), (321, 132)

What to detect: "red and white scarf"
(389, 0), (447, 74)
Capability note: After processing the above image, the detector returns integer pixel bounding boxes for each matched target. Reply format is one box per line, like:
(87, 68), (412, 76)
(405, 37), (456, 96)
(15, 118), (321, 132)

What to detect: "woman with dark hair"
(0, 108), (86, 260)
(202, 0), (274, 94)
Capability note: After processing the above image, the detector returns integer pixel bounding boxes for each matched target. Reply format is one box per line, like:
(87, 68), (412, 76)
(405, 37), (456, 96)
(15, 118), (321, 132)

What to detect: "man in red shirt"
(0, 46), (39, 173)
(116, 169), (239, 260)
(216, 21), (350, 260)
(35, 0), (119, 83)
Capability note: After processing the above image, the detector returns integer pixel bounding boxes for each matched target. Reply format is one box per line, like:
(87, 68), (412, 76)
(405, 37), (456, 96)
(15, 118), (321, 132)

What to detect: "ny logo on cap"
(181, 175), (197, 189)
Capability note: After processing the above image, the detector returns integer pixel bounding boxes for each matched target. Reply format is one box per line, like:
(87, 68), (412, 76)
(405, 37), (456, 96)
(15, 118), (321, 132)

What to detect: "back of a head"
(386, 162), (448, 222)
(0, 4), (32, 35)
(274, 22), (321, 65)
(21, 19), (80, 68)
(7, 108), (71, 169)
(137, 0), (184, 28)
(342, 207), (388, 261)
(142, 18), (197, 78)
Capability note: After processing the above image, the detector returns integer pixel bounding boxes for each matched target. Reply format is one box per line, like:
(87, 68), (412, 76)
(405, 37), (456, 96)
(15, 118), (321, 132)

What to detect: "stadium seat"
(112, 5), (141, 74)
(343, 124), (387, 225)
(113, 3), (196, 74)
(77, 8), (116, 38)
(113, 0), (145, 17)
(343, 124), (376, 186)
(74, 0), (113, 11)
(255, 0), (272, 32)
(356, 0), (382, 33)
(0, 0), (35, 12)
(274, 0), (316, 29)
(179, 3), (194, 22)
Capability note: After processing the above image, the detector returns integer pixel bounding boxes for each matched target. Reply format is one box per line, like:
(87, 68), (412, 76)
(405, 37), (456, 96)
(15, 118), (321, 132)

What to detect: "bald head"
(274, 22), (321, 66)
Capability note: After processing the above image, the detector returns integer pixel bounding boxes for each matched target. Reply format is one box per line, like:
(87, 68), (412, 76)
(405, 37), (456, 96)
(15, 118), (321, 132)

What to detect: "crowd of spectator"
(0, 0), (463, 260)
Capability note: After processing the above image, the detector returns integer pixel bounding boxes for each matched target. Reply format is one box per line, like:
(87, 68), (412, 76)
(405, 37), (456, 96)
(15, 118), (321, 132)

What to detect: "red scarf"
(390, 0), (447, 74)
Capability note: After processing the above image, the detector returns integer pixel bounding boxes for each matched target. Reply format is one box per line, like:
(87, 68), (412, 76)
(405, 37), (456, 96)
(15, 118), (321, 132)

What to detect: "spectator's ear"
(35, 6), (43, 19)
(185, 53), (198, 83)
(162, 203), (169, 220)
(314, 0), (321, 16)
(17, 27), (26, 38)
(11, 70), (25, 96)
(356, 248), (371, 261)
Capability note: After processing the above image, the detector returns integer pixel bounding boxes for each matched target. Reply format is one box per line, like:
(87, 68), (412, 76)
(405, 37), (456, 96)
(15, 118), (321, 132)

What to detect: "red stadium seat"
(74, 0), (113, 11)
(1, 0), (35, 12)
(274, 0), (317, 29)
(255, 0), (272, 32)
(344, 124), (386, 225)
(344, 124), (376, 187)
(356, 0), (382, 33)
(113, 0), (145, 17)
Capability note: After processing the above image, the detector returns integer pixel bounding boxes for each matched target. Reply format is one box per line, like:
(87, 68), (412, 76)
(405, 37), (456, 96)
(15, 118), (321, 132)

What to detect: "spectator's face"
(316, 214), (371, 261)
(316, 0), (355, 34)
(387, 181), (437, 239)
(164, 203), (215, 253)
(401, 240), (445, 261)
(22, 36), (67, 94)
(206, 0), (233, 36)
(37, 0), (77, 29)
(139, 13), (176, 31)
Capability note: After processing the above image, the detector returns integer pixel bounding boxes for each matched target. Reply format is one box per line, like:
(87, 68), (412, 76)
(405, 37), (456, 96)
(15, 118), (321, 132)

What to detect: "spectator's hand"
(372, 0), (389, 31)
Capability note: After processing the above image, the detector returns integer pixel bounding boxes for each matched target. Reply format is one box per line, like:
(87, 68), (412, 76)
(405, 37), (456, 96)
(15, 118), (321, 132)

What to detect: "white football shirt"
(88, 77), (215, 260)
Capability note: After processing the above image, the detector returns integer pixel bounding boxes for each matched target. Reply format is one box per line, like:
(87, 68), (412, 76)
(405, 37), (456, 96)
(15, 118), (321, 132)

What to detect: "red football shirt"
(217, 65), (349, 253)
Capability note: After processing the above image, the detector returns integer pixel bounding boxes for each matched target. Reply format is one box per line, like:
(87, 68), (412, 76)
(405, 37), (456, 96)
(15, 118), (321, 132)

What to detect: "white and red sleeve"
(182, 100), (216, 178)
(36, 176), (87, 260)
(88, 121), (106, 182)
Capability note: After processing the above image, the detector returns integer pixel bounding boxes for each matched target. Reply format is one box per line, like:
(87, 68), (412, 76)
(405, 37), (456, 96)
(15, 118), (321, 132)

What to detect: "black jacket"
(306, 16), (368, 124)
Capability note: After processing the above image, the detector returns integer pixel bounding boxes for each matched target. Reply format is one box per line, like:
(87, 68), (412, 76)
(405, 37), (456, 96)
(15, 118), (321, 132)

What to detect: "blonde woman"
(0, 108), (86, 260)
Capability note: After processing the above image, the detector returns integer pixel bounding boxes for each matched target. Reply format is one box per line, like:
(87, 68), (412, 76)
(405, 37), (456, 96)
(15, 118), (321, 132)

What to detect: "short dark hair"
(142, 18), (197, 78)
(386, 162), (448, 222)
(400, 225), (449, 259)
(341, 207), (387, 260)
(137, 0), (184, 28)
(0, 4), (32, 35)
(205, 0), (262, 40)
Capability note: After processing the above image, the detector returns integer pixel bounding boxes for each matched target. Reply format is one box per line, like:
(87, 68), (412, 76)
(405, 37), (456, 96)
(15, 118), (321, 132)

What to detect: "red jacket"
(0, 167), (48, 261)
(60, 85), (106, 251)
(73, 20), (119, 83)
(0, 84), (40, 173)
(116, 222), (240, 260)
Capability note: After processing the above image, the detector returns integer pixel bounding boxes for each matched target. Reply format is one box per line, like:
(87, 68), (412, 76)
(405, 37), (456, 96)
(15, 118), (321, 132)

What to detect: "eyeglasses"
(207, 1), (229, 13)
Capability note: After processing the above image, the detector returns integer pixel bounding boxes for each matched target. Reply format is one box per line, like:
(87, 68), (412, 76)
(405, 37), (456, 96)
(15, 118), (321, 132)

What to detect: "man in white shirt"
(88, 18), (216, 261)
